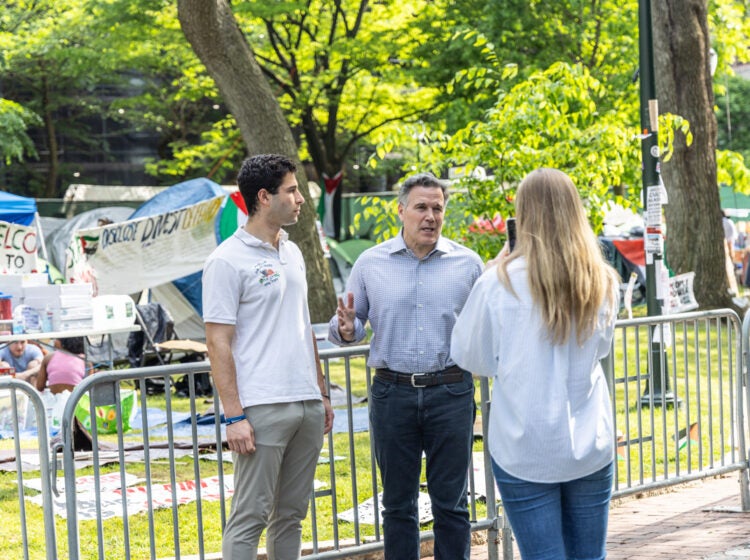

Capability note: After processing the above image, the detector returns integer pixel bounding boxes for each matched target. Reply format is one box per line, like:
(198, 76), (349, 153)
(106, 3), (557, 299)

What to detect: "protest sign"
(67, 196), (224, 295)
(0, 220), (38, 274)
(665, 271), (699, 314)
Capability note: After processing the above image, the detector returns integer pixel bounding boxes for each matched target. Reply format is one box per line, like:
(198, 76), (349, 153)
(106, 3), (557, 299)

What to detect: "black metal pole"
(637, 0), (678, 407)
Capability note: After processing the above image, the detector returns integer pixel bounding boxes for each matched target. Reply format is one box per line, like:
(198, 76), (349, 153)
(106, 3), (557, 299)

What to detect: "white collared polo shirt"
(202, 228), (321, 407)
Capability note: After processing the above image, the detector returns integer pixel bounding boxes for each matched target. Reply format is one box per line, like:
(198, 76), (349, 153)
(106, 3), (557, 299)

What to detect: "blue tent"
(0, 191), (37, 226)
(128, 177), (227, 316)
(128, 177), (225, 220)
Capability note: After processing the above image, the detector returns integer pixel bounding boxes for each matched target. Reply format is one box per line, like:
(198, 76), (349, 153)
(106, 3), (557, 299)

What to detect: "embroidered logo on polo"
(254, 260), (280, 286)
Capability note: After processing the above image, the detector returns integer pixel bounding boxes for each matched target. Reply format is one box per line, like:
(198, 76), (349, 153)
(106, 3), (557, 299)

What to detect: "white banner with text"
(0, 220), (38, 274)
(66, 197), (224, 295)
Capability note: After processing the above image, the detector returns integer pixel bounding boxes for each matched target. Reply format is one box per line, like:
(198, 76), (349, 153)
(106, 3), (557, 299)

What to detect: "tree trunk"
(651, 0), (740, 312)
(42, 75), (59, 198)
(177, 0), (336, 322)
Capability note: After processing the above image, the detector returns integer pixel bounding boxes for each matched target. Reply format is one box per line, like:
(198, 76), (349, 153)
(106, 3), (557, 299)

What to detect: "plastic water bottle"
(42, 305), (53, 332)
(42, 389), (55, 437)
(11, 305), (24, 334)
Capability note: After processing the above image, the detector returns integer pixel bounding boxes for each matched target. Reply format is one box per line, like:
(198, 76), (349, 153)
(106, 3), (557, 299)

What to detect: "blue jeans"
(369, 371), (475, 560)
(491, 459), (613, 560)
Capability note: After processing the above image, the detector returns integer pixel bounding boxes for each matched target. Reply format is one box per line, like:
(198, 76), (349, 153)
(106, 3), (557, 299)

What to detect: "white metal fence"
(1, 308), (749, 559)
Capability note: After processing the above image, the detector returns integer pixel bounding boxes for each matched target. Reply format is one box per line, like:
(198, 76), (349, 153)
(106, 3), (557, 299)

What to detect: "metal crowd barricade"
(606, 308), (750, 508)
(309, 345), (506, 560)
(0, 377), (57, 560)
(50, 353), (505, 559)
(3, 307), (750, 559)
(57, 361), (219, 560)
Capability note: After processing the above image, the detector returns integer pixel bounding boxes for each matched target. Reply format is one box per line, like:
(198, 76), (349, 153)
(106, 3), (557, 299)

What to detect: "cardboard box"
(0, 273), (48, 302)
(24, 297), (93, 315)
(57, 318), (94, 332)
(92, 295), (136, 330)
(23, 283), (93, 299)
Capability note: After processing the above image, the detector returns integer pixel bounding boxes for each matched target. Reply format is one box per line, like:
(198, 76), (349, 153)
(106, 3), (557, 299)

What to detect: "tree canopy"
(2, 0), (750, 313)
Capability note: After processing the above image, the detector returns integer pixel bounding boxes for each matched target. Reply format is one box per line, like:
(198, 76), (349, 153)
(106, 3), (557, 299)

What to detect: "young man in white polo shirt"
(203, 153), (334, 559)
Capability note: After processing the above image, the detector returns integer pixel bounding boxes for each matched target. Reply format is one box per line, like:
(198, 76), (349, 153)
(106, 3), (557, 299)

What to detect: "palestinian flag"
(317, 171), (343, 238)
(217, 191), (248, 241)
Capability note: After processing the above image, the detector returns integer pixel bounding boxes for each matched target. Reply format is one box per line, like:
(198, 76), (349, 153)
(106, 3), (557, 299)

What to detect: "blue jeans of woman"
(369, 371), (475, 560)
(491, 459), (613, 560)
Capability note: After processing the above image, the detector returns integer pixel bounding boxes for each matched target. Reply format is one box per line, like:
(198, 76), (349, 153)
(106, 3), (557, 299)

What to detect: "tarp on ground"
(0, 191), (36, 226)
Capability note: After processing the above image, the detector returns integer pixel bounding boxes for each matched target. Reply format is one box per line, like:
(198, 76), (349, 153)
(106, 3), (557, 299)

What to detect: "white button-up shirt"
(451, 259), (618, 483)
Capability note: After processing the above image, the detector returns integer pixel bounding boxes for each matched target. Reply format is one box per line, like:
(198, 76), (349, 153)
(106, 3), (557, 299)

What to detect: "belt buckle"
(410, 373), (429, 387)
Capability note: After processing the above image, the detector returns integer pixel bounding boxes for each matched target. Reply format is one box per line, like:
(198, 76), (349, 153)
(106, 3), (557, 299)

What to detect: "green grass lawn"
(0, 312), (745, 558)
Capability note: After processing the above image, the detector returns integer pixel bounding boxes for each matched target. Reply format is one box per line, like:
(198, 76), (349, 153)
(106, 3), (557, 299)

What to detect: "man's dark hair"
(397, 172), (449, 206)
(237, 154), (298, 216)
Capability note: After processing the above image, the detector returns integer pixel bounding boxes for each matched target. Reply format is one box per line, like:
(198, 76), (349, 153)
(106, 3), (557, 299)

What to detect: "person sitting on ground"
(0, 340), (44, 383)
(35, 337), (88, 394)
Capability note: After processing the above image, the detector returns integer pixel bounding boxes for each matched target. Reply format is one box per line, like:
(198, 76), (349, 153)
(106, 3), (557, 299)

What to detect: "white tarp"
(67, 196), (224, 295)
(0, 220), (39, 274)
(63, 184), (170, 203)
(149, 283), (206, 340)
(63, 183), (237, 203)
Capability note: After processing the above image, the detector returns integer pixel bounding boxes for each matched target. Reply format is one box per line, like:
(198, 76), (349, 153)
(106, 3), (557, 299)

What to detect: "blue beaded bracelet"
(225, 414), (247, 426)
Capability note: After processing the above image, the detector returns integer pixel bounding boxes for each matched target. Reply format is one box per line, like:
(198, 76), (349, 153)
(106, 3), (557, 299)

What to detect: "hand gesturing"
(337, 292), (356, 342)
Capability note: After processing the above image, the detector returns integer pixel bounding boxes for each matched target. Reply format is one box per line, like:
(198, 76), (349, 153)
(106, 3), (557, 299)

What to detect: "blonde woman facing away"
(451, 168), (620, 560)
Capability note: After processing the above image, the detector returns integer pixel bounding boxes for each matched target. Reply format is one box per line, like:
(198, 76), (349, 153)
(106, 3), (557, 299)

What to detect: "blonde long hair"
(498, 168), (619, 345)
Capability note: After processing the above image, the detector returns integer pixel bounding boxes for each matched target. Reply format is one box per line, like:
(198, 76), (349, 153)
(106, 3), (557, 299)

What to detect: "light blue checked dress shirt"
(328, 232), (483, 373)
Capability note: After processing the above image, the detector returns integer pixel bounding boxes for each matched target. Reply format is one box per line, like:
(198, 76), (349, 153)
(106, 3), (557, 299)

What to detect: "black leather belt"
(374, 365), (464, 387)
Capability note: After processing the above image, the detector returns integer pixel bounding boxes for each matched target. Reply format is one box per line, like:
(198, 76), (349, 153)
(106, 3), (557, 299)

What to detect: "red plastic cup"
(0, 297), (11, 321)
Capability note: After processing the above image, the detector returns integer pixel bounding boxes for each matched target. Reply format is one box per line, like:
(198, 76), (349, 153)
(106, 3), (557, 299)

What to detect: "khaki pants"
(222, 400), (325, 560)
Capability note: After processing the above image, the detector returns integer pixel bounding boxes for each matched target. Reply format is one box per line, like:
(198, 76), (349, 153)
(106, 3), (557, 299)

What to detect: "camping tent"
(125, 177), (227, 324)
(127, 178), (225, 221)
(0, 191), (37, 226)
(45, 206), (135, 277)
(720, 185), (750, 219)
(49, 179), (228, 340)
(120, 177), (227, 339)
(327, 238), (376, 293)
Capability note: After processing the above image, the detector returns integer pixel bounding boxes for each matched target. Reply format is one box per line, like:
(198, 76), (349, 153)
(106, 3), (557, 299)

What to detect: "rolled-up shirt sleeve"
(328, 314), (367, 345)
(328, 258), (368, 345)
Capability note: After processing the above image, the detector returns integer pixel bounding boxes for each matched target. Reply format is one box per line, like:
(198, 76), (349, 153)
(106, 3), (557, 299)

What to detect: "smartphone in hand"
(506, 217), (516, 253)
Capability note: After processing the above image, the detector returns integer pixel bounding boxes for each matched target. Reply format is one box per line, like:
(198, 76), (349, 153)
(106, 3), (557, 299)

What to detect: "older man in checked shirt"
(328, 172), (483, 560)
